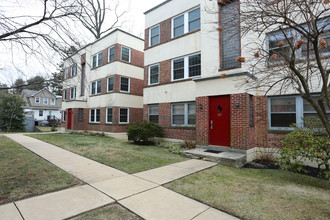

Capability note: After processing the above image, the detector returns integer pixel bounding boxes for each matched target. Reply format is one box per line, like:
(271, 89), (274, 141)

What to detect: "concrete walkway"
(1, 134), (238, 220)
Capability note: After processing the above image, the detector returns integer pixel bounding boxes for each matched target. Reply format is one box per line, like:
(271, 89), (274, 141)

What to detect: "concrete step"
(180, 148), (246, 168)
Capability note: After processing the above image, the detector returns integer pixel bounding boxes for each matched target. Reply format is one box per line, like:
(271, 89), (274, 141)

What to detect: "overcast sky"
(0, 0), (165, 85)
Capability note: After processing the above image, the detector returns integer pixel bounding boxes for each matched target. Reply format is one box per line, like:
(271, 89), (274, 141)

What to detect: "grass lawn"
(165, 165), (330, 220)
(71, 204), (141, 220)
(0, 136), (81, 205)
(28, 133), (187, 174)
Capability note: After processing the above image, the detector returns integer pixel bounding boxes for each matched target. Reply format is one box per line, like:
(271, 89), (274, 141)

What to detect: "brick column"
(196, 96), (209, 145)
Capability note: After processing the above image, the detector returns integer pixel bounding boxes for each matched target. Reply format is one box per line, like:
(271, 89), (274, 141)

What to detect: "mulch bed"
(244, 160), (322, 179)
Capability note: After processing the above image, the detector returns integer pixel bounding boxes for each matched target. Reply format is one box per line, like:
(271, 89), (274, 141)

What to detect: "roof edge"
(144, 0), (172, 15)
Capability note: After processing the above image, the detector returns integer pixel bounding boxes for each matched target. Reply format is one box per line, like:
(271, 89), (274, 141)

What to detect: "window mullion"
(184, 13), (188, 34)
(184, 103), (188, 125)
(184, 56), (189, 79)
(296, 96), (304, 127)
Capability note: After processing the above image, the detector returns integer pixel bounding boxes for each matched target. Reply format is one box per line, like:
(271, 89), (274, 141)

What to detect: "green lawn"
(165, 165), (330, 220)
(0, 136), (81, 205)
(29, 133), (187, 174)
(71, 204), (141, 220)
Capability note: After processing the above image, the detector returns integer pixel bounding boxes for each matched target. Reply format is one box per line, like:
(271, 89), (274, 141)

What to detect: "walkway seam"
(13, 202), (24, 220)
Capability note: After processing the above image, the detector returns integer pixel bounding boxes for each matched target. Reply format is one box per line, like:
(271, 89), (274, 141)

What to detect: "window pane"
(150, 26), (160, 46)
(90, 110), (95, 122)
(121, 47), (130, 62)
(188, 103), (196, 125)
(109, 47), (115, 62)
(174, 15), (184, 37)
(96, 109), (100, 122)
(150, 65), (159, 84)
(271, 113), (296, 127)
(149, 115), (159, 123)
(98, 53), (102, 66)
(107, 108), (112, 123)
(149, 105), (159, 114)
(97, 80), (101, 94)
(151, 26), (159, 36)
(92, 82), (96, 94)
(271, 98), (295, 112)
(120, 109), (128, 123)
(189, 8), (200, 32)
(174, 26), (184, 38)
(108, 77), (113, 91)
(120, 77), (129, 91)
(151, 36), (159, 46)
(189, 54), (201, 77)
(172, 104), (185, 125)
(173, 58), (184, 80)
(173, 104), (184, 114)
(303, 97), (330, 112)
(93, 56), (97, 68)
(78, 109), (83, 121)
(173, 115), (184, 125)
(174, 15), (184, 27)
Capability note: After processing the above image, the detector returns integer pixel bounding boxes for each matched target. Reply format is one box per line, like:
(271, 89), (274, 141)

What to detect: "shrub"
(51, 125), (58, 132)
(181, 139), (196, 149)
(158, 142), (186, 154)
(255, 148), (278, 164)
(127, 121), (163, 144)
(278, 117), (329, 179)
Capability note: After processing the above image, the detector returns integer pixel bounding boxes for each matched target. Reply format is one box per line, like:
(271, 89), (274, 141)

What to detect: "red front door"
(209, 95), (230, 147)
(67, 109), (72, 130)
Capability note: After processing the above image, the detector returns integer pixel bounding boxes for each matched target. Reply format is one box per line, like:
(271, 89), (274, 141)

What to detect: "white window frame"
(121, 46), (131, 63)
(91, 80), (101, 95)
(149, 25), (160, 47)
(148, 64), (160, 85)
(70, 87), (76, 100)
(119, 108), (129, 124)
(106, 108), (113, 124)
(35, 97), (40, 103)
(171, 6), (200, 38)
(108, 46), (115, 62)
(71, 64), (77, 77)
(89, 109), (100, 123)
(51, 98), (55, 105)
(43, 98), (49, 105)
(120, 76), (130, 93)
(171, 53), (201, 81)
(107, 76), (114, 92)
(63, 90), (67, 100)
(171, 102), (196, 127)
(92, 52), (102, 68)
(148, 104), (159, 123)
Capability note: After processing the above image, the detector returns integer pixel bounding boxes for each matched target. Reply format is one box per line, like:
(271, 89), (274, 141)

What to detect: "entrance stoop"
(181, 146), (246, 168)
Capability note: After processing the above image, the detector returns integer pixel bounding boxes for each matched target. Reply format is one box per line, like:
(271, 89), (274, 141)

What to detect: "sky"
(0, 0), (165, 85)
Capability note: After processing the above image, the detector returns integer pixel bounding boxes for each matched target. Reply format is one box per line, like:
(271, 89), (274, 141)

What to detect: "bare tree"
(74, 0), (127, 39)
(210, 0), (330, 135)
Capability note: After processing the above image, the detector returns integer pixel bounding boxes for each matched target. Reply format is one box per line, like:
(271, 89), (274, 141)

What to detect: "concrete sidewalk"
(1, 134), (238, 220)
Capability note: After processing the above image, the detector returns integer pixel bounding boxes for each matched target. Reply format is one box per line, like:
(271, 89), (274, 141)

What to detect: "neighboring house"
(61, 29), (144, 134)
(143, 0), (329, 161)
(22, 89), (62, 124)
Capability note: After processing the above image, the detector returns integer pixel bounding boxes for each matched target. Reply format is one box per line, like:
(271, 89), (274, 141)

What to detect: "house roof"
(144, 0), (172, 15)
(21, 89), (37, 98)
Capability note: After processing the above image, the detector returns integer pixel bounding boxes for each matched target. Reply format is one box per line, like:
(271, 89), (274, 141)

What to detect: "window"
(92, 52), (102, 68)
(171, 102), (196, 126)
(150, 25), (160, 46)
(107, 77), (114, 92)
(148, 105), (159, 123)
(71, 64), (77, 77)
(120, 77), (130, 92)
(39, 110), (43, 117)
(51, 98), (55, 105)
(121, 46), (130, 62)
(91, 80), (101, 95)
(108, 46), (115, 62)
(172, 7), (200, 38)
(90, 109), (100, 123)
(303, 96), (330, 122)
(78, 108), (83, 121)
(267, 30), (294, 61)
(35, 97), (40, 103)
(70, 87), (76, 100)
(43, 98), (49, 105)
(64, 68), (68, 79)
(63, 111), (66, 122)
(269, 97), (296, 128)
(172, 54), (201, 81)
(64, 90), (67, 100)
(119, 108), (129, 123)
(81, 63), (86, 96)
(106, 108), (113, 123)
(149, 64), (159, 85)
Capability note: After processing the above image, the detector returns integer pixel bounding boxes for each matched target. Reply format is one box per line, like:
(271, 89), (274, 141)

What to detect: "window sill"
(89, 122), (101, 124)
(268, 128), (293, 134)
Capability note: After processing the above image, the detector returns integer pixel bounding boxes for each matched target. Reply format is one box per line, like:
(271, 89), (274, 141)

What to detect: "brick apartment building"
(143, 0), (330, 160)
(61, 29), (144, 138)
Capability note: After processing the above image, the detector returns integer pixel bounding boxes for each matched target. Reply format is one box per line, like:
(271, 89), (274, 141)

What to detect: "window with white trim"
(172, 7), (200, 38)
(120, 77), (130, 92)
(119, 108), (129, 124)
(51, 98), (55, 105)
(172, 54), (201, 81)
(43, 98), (49, 105)
(64, 68), (68, 79)
(148, 105), (159, 123)
(63, 111), (66, 122)
(78, 108), (83, 121)
(121, 46), (130, 62)
(71, 64), (77, 77)
(92, 52), (102, 68)
(91, 80), (101, 95)
(90, 109), (100, 123)
(171, 102), (196, 126)
(70, 87), (76, 99)
(149, 64), (159, 85)
(268, 95), (330, 130)
(149, 25), (160, 46)
(63, 90), (67, 100)
(35, 97), (40, 103)
(108, 46), (115, 62)
(106, 108), (113, 123)
(107, 77), (114, 92)
(39, 110), (43, 117)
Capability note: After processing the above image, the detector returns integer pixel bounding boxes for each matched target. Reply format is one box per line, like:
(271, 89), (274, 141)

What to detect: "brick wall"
(144, 59), (174, 88)
(196, 97), (209, 145)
